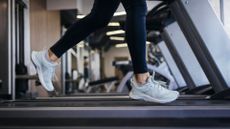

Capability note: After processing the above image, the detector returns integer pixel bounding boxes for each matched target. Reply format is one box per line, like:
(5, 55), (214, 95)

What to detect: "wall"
(30, 0), (61, 96)
(47, 0), (77, 10)
(103, 46), (131, 78)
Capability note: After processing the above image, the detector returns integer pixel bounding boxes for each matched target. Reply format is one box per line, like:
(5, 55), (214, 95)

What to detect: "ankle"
(48, 49), (59, 63)
(135, 72), (150, 85)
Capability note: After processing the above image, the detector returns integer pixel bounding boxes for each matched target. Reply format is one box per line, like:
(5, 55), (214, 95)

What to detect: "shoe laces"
(150, 72), (168, 88)
(149, 76), (166, 93)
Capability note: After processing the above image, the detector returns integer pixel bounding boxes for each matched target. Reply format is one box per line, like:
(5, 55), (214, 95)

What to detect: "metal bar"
(65, 93), (128, 96)
(35, 95), (208, 101)
(16, 75), (38, 80)
(158, 41), (187, 87)
(161, 30), (197, 89)
(11, 0), (16, 101)
(7, 0), (12, 96)
(36, 96), (130, 100)
(61, 26), (67, 95)
(18, 2), (25, 64)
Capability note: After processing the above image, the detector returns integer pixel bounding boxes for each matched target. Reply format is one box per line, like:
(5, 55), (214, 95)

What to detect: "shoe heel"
(31, 52), (36, 66)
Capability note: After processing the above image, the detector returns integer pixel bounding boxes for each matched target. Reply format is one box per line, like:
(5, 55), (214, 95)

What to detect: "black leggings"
(50, 0), (148, 74)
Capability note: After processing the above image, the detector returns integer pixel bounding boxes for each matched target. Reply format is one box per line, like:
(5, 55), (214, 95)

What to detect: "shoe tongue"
(149, 75), (155, 81)
(152, 72), (156, 78)
(43, 50), (59, 67)
(145, 76), (153, 84)
(148, 76), (160, 85)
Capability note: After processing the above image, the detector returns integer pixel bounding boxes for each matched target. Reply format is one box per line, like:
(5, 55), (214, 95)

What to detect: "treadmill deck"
(0, 95), (230, 128)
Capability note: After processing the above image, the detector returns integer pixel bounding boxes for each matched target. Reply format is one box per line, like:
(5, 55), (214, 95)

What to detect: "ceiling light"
(108, 22), (120, 27)
(110, 37), (125, 41)
(106, 30), (125, 36)
(77, 15), (86, 19)
(114, 11), (126, 16)
(77, 41), (84, 48)
(146, 41), (151, 45)
(77, 11), (126, 19)
(115, 43), (127, 48)
(115, 41), (151, 48)
(78, 44), (84, 48)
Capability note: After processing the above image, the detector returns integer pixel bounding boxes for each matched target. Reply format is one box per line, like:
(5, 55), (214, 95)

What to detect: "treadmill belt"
(1, 99), (230, 108)
(1, 98), (230, 128)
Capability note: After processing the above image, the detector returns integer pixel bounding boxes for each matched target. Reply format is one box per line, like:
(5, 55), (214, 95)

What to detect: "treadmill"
(147, 2), (212, 95)
(168, 0), (230, 99)
(148, 0), (230, 99)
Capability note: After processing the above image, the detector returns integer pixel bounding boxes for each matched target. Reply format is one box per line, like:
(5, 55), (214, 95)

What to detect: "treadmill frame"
(169, 0), (230, 98)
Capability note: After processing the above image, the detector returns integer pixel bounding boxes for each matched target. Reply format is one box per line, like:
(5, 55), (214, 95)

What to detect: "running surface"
(0, 98), (230, 128)
(0, 94), (228, 108)
(0, 99), (230, 118)
(0, 95), (227, 108)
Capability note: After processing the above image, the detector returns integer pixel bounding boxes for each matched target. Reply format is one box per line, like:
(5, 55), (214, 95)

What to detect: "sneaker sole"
(129, 91), (179, 104)
(31, 52), (54, 91)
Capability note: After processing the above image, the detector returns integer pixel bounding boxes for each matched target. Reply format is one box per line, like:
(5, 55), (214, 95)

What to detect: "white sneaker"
(129, 75), (179, 103)
(31, 50), (58, 91)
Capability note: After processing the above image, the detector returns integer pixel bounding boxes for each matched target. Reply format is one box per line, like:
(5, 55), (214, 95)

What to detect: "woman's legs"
(121, 0), (149, 84)
(48, 0), (149, 84)
(49, 0), (120, 61)
(32, 0), (179, 102)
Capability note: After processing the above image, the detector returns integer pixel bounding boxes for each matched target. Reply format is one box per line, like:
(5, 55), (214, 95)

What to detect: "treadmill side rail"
(170, 0), (230, 98)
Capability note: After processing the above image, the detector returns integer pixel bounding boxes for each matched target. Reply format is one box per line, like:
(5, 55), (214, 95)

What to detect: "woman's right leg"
(121, 0), (179, 103)
(32, 0), (120, 91)
(50, 0), (121, 59)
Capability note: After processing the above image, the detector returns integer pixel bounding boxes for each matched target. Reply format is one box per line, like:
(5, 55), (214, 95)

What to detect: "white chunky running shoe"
(129, 75), (179, 103)
(31, 50), (58, 91)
